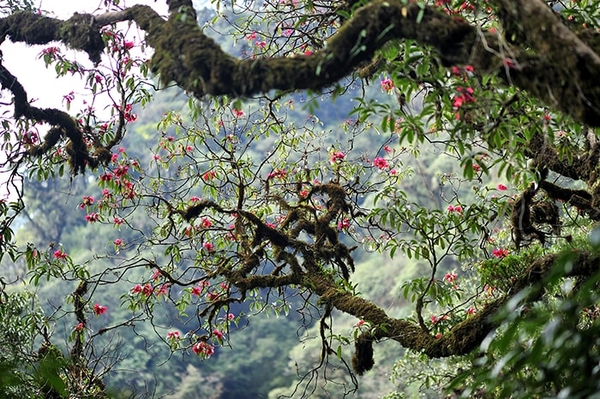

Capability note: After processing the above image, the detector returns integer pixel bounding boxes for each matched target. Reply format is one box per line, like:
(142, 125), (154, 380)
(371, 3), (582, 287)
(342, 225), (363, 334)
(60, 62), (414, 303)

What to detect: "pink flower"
(267, 169), (287, 179)
(232, 108), (245, 117)
(213, 329), (224, 340)
(40, 46), (60, 57)
(156, 284), (170, 296)
(79, 196), (94, 209)
(114, 165), (129, 178)
(492, 248), (509, 258)
(131, 284), (143, 294)
(200, 218), (212, 228)
(447, 205), (463, 213)
(167, 331), (180, 340)
(121, 104), (137, 122)
(202, 170), (216, 181)
(206, 291), (219, 302)
(63, 91), (75, 106)
(472, 163), (481, 172)
(203, 242), (214, 252)
(227, 313), (235, 320)
(113, 217), (124, 226)
(74, 322), (84, 331)
(93, 303), (107, 316)
(54, 250), (68, 259)
(337, 218), (350, 230)
(85, 213), (100, 223)
(373, 157), (389, 169)
(151, 269), (161, 281)
(114, 238), (123, 246)
(132, 283), (154, 297)
(123, 40), (135, 50)
(380, 78), (394, 92)
(245, 31), (257, 40)
(466, 307), (476, 315)
(192, 341), (215, 357)
(142, 284), (154, 297)
(444, 273), (457, 284)
(255, 40), (267, 48)
(330, 151), (345, 164)
(191, 286), (202, 296)
(100, 172), (113, 182)
(497, 183), (508, 191)
(453, 86), (475, 108)
(190, 196), (201, 203)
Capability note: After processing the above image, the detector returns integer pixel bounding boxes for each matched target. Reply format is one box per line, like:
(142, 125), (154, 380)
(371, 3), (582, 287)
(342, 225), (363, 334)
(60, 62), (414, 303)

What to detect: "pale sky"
(2, 0), (169, 110)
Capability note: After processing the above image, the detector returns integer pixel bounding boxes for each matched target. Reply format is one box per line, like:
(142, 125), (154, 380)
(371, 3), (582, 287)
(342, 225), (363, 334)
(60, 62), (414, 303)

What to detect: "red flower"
(330, 151), (345, 164)
(444, 273), (457, 284)
(492, 248), (509, 258)
(202, 170), (216, 181)
(203, 242), (214, 252)
(167, 331), (180, 340)
(380, 78), (394, 92)
(54, 249), (68, 259)
(373, 157), (389, 169)
(192, 341), (215, 357)
(213, 329), (224, 340)
(93, 303), (107, 316)
(85, 213), (100, 223)
(497, 183), (508, 191)
(337, 218), (350, 230)
(267, 169), (287, 179)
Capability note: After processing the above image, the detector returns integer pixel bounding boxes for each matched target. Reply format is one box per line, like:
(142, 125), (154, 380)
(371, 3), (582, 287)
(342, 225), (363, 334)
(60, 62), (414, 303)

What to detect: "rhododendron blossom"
(380, 78), (394, 92)
(373, 157), (389, 169)
(203, 242), (214, 252)
(85, 213), (100, 223)
(202, 170), (216, 181)
(54, 249), (68, 259)
(192, 341), (215, 358)
(93, 303), (107, 316)
(492, 248), (509, 258)
(330, 151), (345, 164)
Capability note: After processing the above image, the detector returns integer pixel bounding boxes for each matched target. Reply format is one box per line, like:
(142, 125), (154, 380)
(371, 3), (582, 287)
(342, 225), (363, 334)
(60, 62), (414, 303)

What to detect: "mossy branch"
(1, 0), (599, 133)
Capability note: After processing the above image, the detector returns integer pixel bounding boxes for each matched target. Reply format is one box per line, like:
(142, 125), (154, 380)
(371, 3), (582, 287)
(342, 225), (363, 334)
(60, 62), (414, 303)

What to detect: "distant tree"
(1, 0), (600, 397)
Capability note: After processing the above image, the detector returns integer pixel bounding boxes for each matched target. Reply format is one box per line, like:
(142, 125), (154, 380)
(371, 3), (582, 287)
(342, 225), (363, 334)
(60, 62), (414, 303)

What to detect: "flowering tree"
(2, 0), (600, 397)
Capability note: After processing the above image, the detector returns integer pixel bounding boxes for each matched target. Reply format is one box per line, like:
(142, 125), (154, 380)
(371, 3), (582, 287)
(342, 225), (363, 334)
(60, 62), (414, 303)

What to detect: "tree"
(1, 0), (600, 397)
